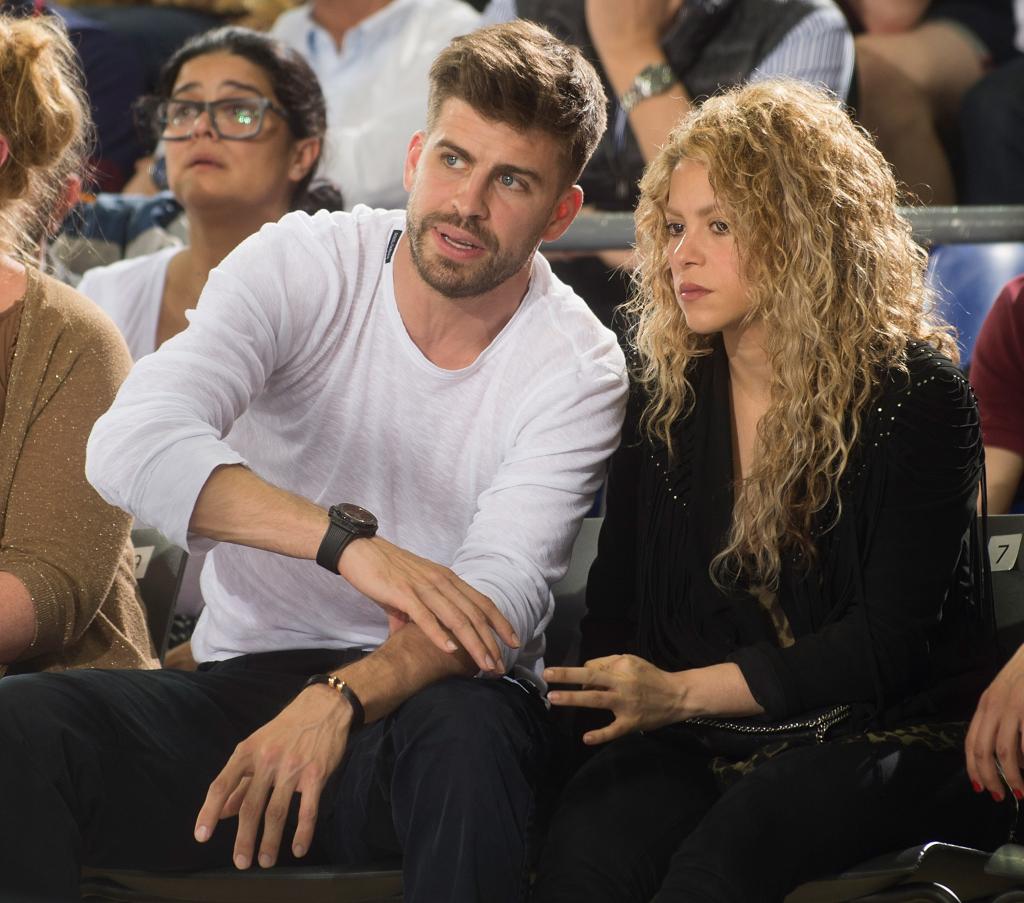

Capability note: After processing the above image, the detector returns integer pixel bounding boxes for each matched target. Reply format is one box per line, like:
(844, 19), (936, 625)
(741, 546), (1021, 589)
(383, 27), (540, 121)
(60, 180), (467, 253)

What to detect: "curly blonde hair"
(0, 14), (92, 263)
(627, 79), (955, 588)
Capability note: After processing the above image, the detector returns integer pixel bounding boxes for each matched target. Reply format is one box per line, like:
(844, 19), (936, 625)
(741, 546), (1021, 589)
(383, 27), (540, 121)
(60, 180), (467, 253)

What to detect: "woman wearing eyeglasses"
(77, 27), (343, 668)
(78, 27), (342, 364)
(0, 14), (156, 676)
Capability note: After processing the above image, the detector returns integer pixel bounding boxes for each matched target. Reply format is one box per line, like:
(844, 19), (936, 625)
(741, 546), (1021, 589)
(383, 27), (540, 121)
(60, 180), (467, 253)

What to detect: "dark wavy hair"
(145, 26), (343, 213)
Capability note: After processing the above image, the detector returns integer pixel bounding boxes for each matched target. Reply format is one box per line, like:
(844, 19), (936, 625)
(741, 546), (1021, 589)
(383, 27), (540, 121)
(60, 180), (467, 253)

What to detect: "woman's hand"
(965, 643), (1024, 801)
(545, 654), (688, 744)
(545, 657), (762, 745)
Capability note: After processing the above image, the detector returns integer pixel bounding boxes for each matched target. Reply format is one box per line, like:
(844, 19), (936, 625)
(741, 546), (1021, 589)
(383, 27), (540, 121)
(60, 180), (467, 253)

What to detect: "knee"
(392, 678), (542, 766)
(0, 671), (109, 756)
(854, 41), (930, 129)
(0, 674), (65, 741)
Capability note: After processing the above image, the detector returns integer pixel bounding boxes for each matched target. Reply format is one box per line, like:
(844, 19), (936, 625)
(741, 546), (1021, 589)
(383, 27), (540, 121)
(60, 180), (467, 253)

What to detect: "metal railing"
(548, 205), (1024, 252)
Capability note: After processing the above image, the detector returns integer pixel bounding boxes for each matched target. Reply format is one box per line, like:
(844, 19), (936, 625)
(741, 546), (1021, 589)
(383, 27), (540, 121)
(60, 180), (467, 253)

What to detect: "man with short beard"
(0, 20), (626, 903)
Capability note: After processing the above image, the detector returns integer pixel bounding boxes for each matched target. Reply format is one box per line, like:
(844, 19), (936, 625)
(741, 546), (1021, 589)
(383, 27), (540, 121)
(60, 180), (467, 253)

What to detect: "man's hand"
(194, 685), (353, 868)
(966, 643), (1024, 802)
(545, 654), (688, 744)
(339, 536), (518, 675)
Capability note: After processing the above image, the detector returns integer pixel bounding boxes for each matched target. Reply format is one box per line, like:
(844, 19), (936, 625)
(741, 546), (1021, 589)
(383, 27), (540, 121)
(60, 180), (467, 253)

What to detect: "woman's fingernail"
(1014, 789), (1023, 801)
(972, 781), (983, 793)
(992, 791), (1005, 803)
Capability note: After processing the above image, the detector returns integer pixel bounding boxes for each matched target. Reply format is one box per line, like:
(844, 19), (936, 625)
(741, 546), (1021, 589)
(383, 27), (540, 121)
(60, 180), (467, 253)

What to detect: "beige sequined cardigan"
(0, 269), (157, 676)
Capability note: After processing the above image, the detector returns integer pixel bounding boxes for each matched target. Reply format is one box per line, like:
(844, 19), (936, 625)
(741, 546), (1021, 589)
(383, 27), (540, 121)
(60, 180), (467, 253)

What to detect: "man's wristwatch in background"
(619, 62), (680, 113)
(316, 503), (378, 573)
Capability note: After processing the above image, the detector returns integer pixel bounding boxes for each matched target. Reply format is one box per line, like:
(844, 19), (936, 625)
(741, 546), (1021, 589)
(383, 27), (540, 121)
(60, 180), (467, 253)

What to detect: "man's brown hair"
(427, 20), (607, 185)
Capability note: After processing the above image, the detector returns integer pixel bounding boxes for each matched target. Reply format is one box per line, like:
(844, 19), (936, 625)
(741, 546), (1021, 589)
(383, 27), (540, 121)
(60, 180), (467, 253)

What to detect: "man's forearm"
(330, 624), (477, 724)
(188, 465), (516, 674)
(188, 463), (328, 560)
(596, 45), (692, 163)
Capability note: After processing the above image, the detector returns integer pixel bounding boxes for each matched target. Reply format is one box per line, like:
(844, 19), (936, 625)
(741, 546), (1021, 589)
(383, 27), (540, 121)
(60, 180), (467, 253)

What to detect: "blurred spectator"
(57, 5), (149, 190)
(958, 0), (1024, 204)
(78, 26), (340, 360)
(51, 190), (186, 285)
(970, 274), (1024, 514)
(271, 0), (480, 209)
(0, 1), (148, 190)
(75, 27), (343, 663)
(848, 0), (1018, 205)
(485, 0), (853, 328)
(0, 12), (157, 675)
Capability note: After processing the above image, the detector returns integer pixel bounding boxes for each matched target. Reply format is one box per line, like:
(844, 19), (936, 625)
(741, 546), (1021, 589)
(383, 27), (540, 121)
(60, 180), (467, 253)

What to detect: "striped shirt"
(483, 0), (854, 99)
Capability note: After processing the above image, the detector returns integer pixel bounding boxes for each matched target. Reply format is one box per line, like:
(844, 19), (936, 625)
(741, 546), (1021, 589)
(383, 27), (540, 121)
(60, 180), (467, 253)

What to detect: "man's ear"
(288, 137), (321, 183)
(540, 184), (585, 243)
(402, 131), (426, 193)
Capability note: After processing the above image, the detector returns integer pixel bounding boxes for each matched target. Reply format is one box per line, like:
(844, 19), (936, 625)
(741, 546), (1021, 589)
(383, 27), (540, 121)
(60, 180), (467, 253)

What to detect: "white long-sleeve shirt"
(86, 207), (627, 674)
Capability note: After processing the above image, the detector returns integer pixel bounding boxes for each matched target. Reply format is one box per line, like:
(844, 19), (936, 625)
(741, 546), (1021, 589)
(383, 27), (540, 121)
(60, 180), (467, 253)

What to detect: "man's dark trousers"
(0, 648), (552, 903)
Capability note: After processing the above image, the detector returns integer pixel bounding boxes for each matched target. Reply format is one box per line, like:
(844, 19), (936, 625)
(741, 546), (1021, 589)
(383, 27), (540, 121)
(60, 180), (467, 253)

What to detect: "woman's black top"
(582, 339), (992, 729)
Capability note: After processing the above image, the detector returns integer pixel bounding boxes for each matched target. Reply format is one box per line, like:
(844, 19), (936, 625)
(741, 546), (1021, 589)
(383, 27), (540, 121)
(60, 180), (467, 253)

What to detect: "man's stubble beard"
(406, 209), (536, 301)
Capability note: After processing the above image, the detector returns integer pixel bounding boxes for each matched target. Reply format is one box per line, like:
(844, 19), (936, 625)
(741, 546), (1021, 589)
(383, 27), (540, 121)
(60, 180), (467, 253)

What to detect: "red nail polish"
(1014, 789), (1023, 801)
(992, 791), (1005, 803)
(972, 781), (983, 793)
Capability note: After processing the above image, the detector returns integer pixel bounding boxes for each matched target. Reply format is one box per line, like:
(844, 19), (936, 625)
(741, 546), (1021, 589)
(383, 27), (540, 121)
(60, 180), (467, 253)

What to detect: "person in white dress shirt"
(271, 0), (480, 210)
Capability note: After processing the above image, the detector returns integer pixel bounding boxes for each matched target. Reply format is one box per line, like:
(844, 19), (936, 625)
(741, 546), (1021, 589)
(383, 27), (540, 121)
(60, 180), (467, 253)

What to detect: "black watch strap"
(316, 519), (354, 574)
(316, 504), (378, 574)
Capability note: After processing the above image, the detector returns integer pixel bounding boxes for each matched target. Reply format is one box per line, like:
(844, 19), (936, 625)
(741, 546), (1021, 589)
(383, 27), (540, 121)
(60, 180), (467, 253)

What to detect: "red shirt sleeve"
(971, 274), (1024, 457)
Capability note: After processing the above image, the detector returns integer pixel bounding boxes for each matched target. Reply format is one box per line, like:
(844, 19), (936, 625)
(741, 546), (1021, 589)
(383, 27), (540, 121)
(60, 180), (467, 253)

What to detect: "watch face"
(337, 503), (378, 530)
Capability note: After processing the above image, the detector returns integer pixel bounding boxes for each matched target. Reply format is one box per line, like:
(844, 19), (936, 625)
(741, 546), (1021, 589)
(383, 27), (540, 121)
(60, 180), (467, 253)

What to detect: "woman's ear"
(288, 137), (321, 183)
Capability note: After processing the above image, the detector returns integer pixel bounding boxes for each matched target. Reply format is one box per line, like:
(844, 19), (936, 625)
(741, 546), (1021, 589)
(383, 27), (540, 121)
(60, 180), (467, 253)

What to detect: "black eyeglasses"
(155, 97), (288, 141)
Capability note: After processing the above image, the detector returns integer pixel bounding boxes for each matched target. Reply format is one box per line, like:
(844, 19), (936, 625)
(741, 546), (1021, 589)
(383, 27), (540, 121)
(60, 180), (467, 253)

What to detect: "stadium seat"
(130, 526), (188, 664)
(927, 242), (1024, 365)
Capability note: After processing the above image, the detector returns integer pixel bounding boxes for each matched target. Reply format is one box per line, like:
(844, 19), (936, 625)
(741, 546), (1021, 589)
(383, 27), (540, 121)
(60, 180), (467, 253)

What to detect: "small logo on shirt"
(385, 229), (402, 264)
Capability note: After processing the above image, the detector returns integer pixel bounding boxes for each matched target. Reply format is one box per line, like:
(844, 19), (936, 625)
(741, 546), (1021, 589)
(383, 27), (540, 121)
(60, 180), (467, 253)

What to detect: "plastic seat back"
(927, 243), (1024, 365)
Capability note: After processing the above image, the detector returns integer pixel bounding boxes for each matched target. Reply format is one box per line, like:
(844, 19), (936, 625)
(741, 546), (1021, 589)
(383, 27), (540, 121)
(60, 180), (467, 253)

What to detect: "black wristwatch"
(316, 503), (378, 573)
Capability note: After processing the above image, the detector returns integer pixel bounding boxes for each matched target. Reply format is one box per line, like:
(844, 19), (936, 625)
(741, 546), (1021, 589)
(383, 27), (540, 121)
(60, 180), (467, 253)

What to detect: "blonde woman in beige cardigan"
(0, 14), (156, 675)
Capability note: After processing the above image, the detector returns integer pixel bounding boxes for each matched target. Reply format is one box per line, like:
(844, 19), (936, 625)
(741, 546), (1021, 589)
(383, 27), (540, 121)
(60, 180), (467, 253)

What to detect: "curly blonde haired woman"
(0, 14), (155, 675)
(533, 80), (1002, 903)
